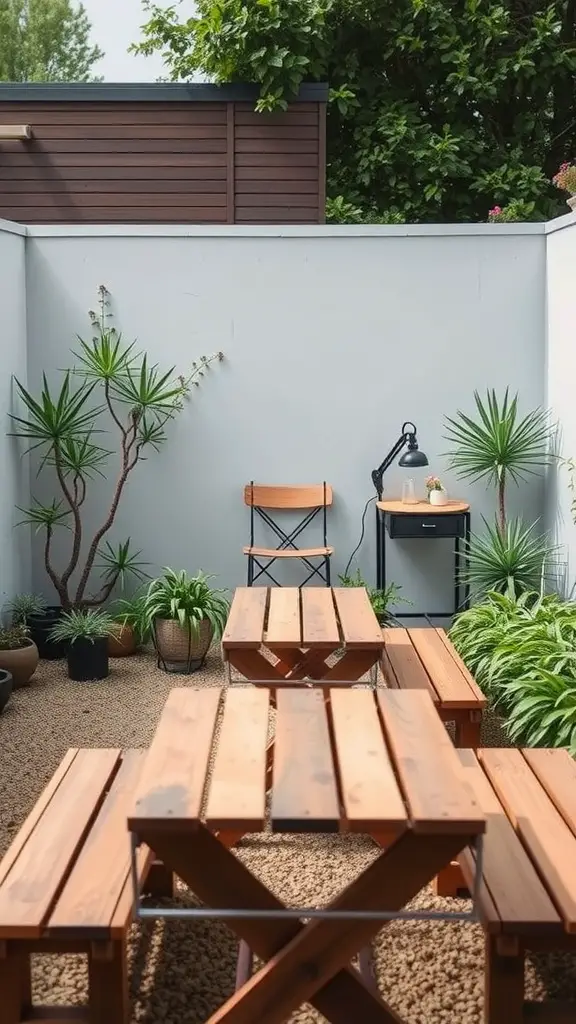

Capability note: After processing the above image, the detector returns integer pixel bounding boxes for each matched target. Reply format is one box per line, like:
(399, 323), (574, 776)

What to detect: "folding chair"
(243, 482), (334, 586)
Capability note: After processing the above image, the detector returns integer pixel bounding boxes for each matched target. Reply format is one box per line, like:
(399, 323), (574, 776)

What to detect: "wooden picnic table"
(221, 586), (384, 682)
(128, 686), (485, 1024)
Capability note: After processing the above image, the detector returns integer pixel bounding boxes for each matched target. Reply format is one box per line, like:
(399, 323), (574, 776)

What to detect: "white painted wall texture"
(546, 214), (576, 594)
(23, 227), (546, 613)
(0, 221), (31, 610)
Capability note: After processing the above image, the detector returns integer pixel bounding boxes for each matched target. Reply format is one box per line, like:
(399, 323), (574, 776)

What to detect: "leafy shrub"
(450, 590), (576, 753)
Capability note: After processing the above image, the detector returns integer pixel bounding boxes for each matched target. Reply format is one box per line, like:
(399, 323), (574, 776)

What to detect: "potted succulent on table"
(0, 624), (39, 688)
(552, 161), (576, 211)
(48, 609), (121, 681)
(8, 594), (64, 660)
(0, 670), (13, 713)
(108, 593), (149, 657)
(143, 569), (229, 673)
(426, 475), (449, 506)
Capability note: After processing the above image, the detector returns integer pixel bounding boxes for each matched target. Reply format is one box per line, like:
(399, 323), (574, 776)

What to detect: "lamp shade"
(399, 448), (429, 468)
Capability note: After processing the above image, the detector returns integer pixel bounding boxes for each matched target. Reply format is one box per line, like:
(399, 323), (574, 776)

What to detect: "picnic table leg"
(484, 935), (524, 1024)
(454, 713), (482, 749)
(88, 938), (129, 1024)
(0, 944), (31, 1024)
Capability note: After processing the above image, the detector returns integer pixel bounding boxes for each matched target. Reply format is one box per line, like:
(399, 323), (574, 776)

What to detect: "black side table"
(376, 499), (471, 618)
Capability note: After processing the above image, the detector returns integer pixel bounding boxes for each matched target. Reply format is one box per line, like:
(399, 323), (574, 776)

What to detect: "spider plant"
(49, 608), (121, 644)
(338, 569), (411, 623)
(143, 569), (229, 638)
(110, 591), (150, 646)
(7, 593), (47, 625)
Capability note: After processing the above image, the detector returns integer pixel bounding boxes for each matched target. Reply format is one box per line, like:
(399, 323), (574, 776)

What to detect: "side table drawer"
(386, 513), (466, 539)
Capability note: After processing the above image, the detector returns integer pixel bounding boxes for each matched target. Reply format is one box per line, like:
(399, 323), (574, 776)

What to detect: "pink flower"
(489, 205), (502, 216)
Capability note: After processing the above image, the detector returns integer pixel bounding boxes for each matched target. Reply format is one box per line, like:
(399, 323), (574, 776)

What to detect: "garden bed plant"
(449, 589), (576, 753)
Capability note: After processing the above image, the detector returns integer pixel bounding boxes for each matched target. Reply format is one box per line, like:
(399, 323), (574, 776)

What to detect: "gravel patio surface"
(1, 650), (575, 1023)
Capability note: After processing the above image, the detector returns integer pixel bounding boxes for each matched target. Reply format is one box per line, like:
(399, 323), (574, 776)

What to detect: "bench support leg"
(484, 935), (524, 1024)
(433, 860), (467, 897)
(88, 937), (129, 1024)
(0, 946), (32, 1024)
(454, 715), (482, 749)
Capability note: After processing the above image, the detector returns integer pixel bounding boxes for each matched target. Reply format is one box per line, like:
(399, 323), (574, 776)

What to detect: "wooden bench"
(381, 626), (486, 747)
(437, 747), (576, 1023)
(0, 748), (173, 1024)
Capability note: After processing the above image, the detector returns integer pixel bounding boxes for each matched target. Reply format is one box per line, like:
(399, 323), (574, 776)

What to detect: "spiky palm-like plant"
(9, 286), (223, 610)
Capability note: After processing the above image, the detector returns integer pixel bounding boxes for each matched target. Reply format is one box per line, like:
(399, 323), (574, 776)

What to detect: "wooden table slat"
(329, 689), (407, 833)
(271, 689), (340, 832)
(378, 689), (484, 835)
(435, 629), (487, 705)
(480, 748), (576, 932)
(128, 688), (221, 830)
(332, 587), (384, 649)
(301, 588), (340, 648)
(382, 628), (439, 702)
(457, 750), (561, 934)
(522, 748), (576, 841)
(265, 588), (301, 648)
(408, 628), (482, 708)
(221, 587), (267, 649)
(205, 689), (270, 830)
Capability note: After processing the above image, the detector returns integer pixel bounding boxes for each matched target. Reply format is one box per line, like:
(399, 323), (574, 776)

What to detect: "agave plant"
(9, 285), (223, 611)
(460, 517), (556, 600)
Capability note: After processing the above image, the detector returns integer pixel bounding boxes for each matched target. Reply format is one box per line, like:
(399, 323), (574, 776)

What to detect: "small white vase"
(429, 488), (448, 506)
(568, 195), (576, 212)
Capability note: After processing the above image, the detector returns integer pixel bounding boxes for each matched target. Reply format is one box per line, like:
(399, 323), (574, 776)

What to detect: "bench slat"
(408, 629), (482, 709)
(381, 629), (438, 703)
(128, 688), (221, 831)
(522, 748), (576, 841)
(271, 689), (340, 832)
(480, 749), (576, 933)
(332, 588), (383, 649)
(329, 689), (407, 833)
(0, 749), (121, 939)
(378, 690), (484, 835)
(205, 689), (269, 830)
(221, 587), (267, 649)
(435, 630), (487, 706)
(47, 750), (146, 936)
(301, 588), (340, 648)
(457, 749), (561, 935)
(265, 587), (301, 648)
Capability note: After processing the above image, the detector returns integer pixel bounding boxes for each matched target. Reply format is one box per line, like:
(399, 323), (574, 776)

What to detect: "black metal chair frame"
(245, 481), (332, 587)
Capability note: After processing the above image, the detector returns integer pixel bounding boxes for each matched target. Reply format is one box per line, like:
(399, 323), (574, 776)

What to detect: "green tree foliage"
(133, 0), (576, 222)
(0, 0), (103, 82)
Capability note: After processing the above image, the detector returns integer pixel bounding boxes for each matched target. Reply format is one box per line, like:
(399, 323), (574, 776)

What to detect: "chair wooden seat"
(0, 748), (173, 1024)
(243, 545), (334, 558)
(438, 747), (576, 1023)
(382, 626), (486, 747)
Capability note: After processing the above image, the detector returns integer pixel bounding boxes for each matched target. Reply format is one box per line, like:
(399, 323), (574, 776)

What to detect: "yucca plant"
(459, 517), (556, 600)
(9, 286), (223, 611)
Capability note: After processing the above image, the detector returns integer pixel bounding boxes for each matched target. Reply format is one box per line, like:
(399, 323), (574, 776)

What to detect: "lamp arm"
(371, 422), (418, 499)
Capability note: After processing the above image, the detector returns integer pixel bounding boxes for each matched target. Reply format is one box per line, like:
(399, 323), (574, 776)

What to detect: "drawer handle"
(422, 523), (436, 528)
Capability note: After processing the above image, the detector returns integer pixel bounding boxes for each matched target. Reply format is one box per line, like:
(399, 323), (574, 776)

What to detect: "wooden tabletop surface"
(377, 499), (470, 514)
(128, 687), (485, 838)
(221, 586), (384, 651)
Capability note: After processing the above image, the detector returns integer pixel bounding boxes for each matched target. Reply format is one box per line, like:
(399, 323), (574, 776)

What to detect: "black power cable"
(343, 494), (376, 579)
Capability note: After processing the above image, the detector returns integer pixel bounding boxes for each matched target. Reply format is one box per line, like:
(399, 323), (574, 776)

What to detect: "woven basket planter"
(153, 617), (213, 673)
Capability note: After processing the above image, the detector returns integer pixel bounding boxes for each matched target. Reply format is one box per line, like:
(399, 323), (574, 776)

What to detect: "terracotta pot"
(154, 617), (213, 672)
(108, 624), (137, 657)
(0, 638), (39, 688)
(0, 670), (13, 713)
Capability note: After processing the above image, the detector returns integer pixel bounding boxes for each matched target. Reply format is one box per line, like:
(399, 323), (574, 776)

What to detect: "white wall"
(0, 221), (31, 611)
(546, 213), (576, 594)
(23, 225), (546, 613)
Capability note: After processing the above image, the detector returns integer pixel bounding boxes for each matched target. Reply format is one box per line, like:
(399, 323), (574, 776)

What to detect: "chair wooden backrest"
(244, 484), (333, 510)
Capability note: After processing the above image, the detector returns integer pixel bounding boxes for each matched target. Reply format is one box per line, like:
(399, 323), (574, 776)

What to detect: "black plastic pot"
(28, 606), (65, 660)
(0, 670), (13, 713)
(67, 637), (109, 682)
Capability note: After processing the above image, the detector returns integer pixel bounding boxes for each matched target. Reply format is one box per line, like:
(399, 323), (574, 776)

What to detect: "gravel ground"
(1, 649), (575, 1022)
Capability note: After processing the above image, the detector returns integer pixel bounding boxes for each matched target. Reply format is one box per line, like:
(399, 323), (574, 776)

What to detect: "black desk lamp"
(371, 421), (429, 500)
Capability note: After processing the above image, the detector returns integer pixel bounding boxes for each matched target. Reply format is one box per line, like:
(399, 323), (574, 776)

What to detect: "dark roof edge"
(0, 82), (328, 103)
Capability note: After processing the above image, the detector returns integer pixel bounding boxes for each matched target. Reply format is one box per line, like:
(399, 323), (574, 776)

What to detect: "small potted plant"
(426, 475), (449, 506)
(552, 161), (576, 211)
(9, 593), (64, 660)
(108, 592), (149, 657)
(0, 669), (13, 713)
(143, 568), (229, 673)
(0, 623), (39, 688)
(48, 609), (121, 681)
